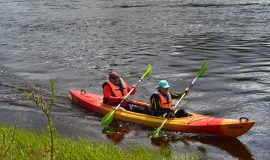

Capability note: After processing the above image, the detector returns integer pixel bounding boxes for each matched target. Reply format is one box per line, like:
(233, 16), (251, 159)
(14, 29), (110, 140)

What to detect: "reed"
(25, 80), (56, 160)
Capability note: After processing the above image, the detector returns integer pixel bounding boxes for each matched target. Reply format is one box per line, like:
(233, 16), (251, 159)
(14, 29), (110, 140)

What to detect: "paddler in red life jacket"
(148, 80), (190, 118)
(102, 70), (136, 111)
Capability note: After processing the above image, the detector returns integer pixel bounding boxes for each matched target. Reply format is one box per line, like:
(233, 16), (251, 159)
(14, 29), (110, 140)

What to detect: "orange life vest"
(150, 91), (172, 109)
(106, 78), (128, 97)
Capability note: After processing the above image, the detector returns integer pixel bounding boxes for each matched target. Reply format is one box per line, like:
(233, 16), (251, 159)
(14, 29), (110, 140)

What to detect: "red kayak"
(69, 89), (255, 137)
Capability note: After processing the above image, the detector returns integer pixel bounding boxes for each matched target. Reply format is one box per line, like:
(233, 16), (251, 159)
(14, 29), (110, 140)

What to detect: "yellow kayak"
(69, 89), (255, 137)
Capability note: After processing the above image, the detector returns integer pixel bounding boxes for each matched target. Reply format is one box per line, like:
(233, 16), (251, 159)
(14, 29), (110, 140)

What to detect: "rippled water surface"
(1, 0), (270, 159)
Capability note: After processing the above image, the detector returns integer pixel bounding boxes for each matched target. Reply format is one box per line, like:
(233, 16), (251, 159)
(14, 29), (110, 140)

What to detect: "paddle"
(150, 59), (208, 138)
(101, 64), (152, 126)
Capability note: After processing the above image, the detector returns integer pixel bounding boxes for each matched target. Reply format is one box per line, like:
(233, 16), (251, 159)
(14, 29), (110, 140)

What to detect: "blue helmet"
(158, 80), (170, 88)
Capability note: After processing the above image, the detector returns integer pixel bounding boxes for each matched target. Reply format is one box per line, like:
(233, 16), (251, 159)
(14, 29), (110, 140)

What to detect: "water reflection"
(101, 123), (131, 143)
(151, 134), (254, 160)
(102, 124), (253, 159)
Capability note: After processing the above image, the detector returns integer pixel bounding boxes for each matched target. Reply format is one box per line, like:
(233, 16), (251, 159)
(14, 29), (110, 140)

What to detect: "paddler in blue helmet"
(148, 80), (190, 118)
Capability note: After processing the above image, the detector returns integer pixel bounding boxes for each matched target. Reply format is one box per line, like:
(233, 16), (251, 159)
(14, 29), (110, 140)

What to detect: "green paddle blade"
(197, 59), (208, 78)
(150, 118), (167, 139)
(150, 127), (162, 139)
(143, 64), (152, 79)
(101, 110), (116, 126)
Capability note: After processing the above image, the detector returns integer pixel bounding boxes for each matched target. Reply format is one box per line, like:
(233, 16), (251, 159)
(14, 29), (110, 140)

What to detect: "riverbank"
(0, 124), (198, 160)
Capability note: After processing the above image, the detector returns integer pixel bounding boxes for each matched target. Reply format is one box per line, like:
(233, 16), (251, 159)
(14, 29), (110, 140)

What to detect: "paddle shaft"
(174, 59), (207, 109)
(114, 76), (145, 111)
(173, 76), (198, 109)
(125, 99), (149, 108)
(158, 118), (168, 129)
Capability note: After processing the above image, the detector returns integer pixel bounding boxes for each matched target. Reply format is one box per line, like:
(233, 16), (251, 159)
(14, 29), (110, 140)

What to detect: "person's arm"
(169, 88), (190, 100)
(126, 84), (136, 95)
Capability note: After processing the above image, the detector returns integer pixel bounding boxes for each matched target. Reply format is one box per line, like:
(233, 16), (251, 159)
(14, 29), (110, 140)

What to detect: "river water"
(1, 0), (270, 159)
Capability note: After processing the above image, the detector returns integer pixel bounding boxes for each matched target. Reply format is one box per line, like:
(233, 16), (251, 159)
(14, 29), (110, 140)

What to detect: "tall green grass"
(0, 125), (197, 160)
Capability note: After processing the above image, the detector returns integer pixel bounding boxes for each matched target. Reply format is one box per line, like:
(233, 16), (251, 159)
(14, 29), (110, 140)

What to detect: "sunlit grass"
(0, 125), (198, 160)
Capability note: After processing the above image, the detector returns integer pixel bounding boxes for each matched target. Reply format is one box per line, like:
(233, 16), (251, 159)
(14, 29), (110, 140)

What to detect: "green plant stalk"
(48, 118), (54, 160)
(25, 79), (56, 160)
(48, 80), (55, 160)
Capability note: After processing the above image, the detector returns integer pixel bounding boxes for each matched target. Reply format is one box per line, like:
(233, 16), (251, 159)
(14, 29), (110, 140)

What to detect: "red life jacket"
(150, 91), (172, 109)
(106, 78), (128, 97)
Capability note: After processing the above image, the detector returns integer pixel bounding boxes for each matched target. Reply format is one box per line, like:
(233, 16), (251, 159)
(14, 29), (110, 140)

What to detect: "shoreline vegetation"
(0, 80), (199, 159)
(0, 125), (198, 160)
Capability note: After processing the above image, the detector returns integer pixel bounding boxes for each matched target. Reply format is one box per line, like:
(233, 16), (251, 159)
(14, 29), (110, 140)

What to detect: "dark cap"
(109, 71), (119, 79)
